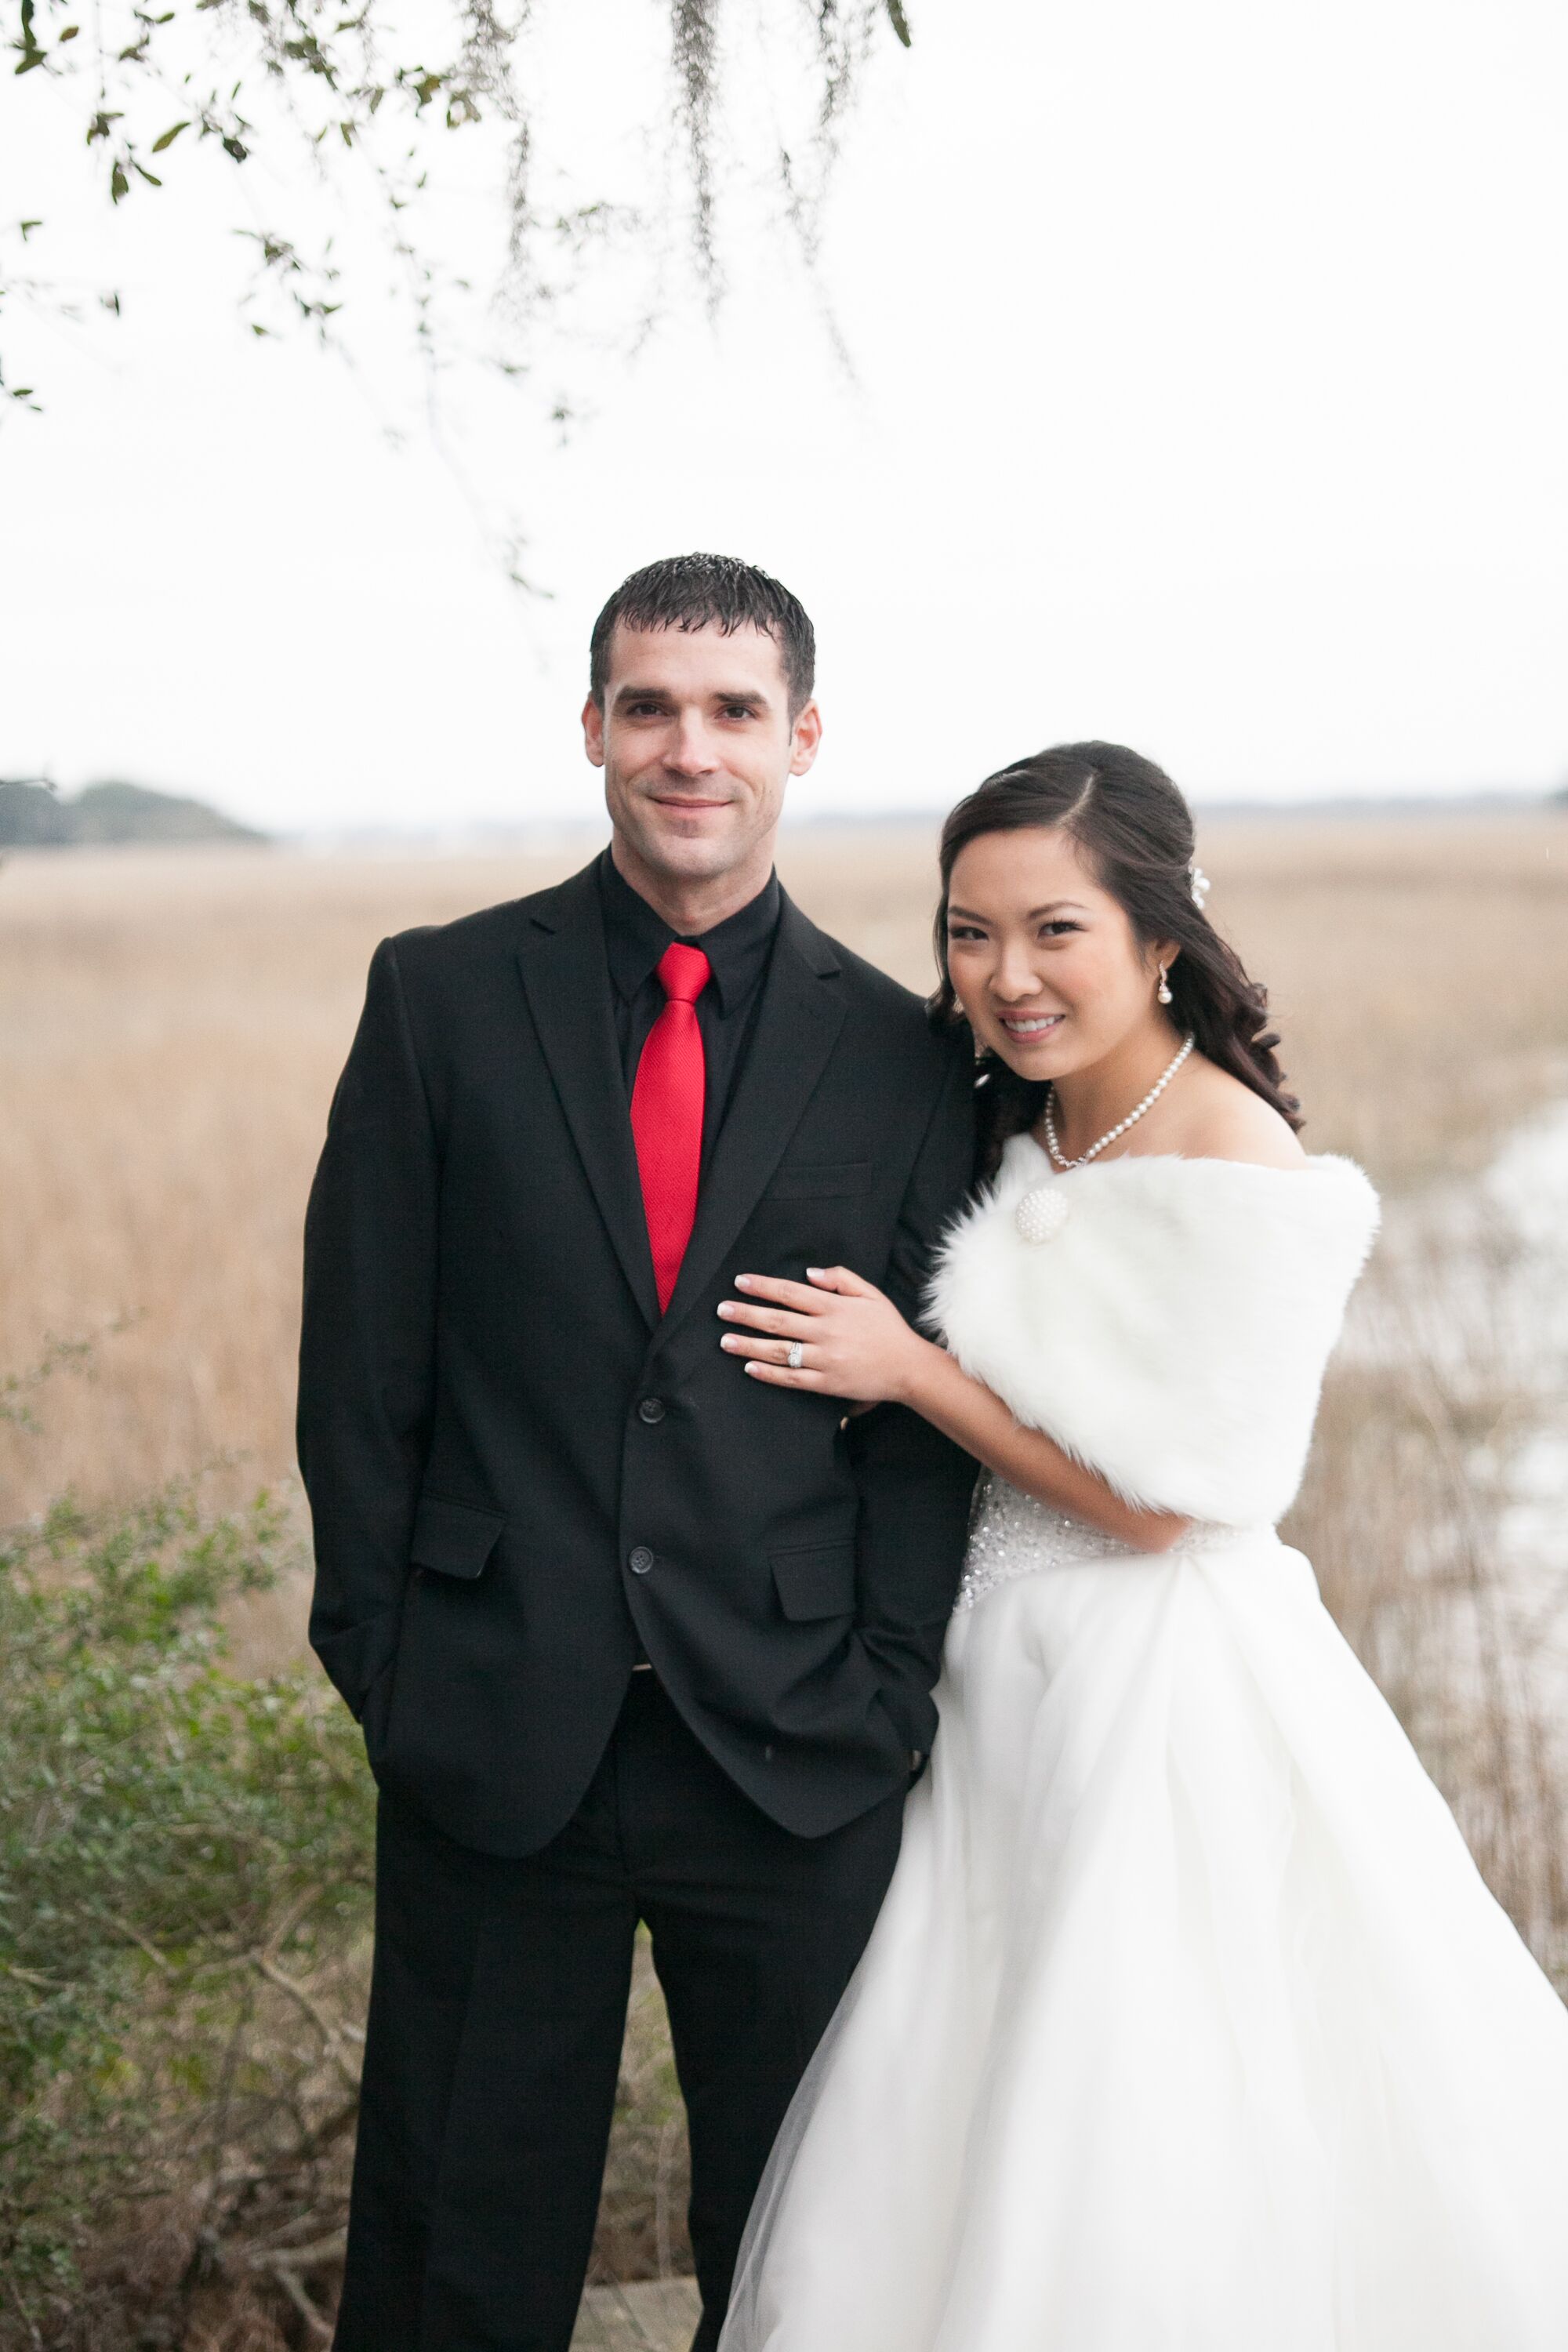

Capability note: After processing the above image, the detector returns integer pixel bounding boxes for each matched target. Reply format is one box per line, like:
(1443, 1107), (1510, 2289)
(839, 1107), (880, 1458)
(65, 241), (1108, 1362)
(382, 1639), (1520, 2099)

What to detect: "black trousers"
(334, 1671), (906, 2352)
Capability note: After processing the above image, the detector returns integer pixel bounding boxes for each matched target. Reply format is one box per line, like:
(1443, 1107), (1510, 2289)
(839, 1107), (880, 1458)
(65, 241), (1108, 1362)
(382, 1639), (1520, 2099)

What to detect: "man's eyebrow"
(611, 683), (772, 708)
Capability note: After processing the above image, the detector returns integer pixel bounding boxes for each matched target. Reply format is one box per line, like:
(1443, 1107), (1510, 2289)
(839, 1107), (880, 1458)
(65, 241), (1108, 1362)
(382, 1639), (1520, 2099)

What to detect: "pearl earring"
(1157, 965), (1173, 1005)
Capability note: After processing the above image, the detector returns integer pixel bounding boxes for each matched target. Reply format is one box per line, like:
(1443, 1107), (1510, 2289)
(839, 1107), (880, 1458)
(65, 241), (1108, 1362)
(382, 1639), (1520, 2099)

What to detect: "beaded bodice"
(953, 1472), (1262, 1614)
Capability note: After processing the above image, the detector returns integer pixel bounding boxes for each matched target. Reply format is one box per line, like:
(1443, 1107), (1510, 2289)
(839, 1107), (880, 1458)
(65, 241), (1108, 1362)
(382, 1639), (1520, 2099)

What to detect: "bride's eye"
(1039, 920), (1081, 939)
(947, 924), (986, 944)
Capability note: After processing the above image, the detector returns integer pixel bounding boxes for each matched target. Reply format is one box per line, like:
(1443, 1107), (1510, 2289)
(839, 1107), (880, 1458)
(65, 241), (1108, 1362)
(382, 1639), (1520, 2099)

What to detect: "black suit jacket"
(298, 860), (978, 1857)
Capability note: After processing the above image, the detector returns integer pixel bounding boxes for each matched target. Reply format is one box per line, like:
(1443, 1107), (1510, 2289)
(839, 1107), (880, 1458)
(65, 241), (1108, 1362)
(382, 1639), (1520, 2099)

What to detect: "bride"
(713, 742), (1568, 2350)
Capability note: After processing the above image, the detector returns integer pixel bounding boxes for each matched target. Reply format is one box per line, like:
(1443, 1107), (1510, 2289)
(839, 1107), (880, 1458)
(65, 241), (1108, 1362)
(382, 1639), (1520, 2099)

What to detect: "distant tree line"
(0, 778), (266, 847)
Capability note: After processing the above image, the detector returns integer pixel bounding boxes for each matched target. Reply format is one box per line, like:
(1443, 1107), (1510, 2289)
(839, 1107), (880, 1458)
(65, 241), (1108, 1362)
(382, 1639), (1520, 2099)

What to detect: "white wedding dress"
(720, 1140), (1568, 2352)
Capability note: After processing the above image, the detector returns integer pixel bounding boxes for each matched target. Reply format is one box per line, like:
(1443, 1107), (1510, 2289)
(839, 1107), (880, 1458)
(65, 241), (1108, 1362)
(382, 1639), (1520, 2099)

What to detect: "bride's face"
(945, 826), (1174, 1083)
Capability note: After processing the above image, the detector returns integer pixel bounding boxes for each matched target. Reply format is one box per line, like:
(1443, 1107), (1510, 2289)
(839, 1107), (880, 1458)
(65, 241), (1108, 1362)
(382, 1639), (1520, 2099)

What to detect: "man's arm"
(846, 1035), (978, 1763)
(297, 936), (439, 1718)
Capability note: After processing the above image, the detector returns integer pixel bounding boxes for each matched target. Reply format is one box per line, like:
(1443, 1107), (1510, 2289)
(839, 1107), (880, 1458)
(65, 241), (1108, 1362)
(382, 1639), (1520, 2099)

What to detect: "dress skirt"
(719, 1481), (1568, 2352)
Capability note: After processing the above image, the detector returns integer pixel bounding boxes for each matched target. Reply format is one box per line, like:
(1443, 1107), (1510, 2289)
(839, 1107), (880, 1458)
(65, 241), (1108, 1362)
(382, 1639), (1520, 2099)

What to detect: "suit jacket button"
(628, 1546), (655, 1576)
(637, 1397), (666, 1425)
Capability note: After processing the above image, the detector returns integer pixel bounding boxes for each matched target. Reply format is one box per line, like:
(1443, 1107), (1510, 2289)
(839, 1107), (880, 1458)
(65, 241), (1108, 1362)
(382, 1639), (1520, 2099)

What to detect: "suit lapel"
(659, 894), (846, 1343)
(515, 863), (660, 1329)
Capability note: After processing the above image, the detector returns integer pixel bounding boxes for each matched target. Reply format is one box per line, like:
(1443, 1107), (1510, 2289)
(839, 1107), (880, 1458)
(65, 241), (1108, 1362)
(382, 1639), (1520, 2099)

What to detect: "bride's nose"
(990, 942), (1047, 1004)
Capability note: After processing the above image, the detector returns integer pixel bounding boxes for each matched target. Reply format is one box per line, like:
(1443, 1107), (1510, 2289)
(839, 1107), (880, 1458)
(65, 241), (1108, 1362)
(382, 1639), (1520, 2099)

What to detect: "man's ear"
(789, 697), (824, 778)
(582, 694), (606, 768)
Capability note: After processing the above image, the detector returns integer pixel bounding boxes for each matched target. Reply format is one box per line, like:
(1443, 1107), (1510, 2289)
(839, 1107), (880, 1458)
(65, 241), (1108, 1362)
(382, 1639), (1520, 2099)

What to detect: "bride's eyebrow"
(946, 901), (1087, 921)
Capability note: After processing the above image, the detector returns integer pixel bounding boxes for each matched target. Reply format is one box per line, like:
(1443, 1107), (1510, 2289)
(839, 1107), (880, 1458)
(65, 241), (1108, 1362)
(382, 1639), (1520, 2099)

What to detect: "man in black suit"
(299, 554), (977, 2351)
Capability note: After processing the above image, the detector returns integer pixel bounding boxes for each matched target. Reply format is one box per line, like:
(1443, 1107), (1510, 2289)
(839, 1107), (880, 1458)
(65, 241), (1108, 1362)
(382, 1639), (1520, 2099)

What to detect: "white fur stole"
(926, 1138), (1380, 1526)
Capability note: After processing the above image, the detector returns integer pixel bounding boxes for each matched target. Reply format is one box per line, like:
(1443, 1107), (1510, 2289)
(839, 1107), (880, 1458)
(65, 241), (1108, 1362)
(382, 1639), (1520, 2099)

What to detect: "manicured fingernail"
(735, 1275), (754, 1289)
(717, 1302), (735, 1318)
(720, 1335), (739, 1350)
(806, 1267), (824, 1279)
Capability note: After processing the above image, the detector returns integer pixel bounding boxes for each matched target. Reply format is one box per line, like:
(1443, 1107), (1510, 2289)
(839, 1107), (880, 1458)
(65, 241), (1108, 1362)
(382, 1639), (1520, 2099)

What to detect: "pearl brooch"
(1015, 1185), (1071, 1245)
(1042, 1033), (1196, 1171)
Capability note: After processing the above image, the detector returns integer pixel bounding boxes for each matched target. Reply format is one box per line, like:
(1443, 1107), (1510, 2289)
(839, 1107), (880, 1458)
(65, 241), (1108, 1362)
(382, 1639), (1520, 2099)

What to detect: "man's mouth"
(997, 1012), (1065, 1040)
(650, 793), (733, 812)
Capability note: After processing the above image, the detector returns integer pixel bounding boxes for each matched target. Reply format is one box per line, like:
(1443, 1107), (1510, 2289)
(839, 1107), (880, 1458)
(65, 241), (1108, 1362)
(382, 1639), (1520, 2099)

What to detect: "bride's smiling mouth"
(996, 1011), (1065, 1041)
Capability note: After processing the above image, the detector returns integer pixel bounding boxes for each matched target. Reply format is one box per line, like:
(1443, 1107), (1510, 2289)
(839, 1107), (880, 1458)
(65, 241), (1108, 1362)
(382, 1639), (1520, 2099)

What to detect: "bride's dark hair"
(929, 742), (1302, 1180)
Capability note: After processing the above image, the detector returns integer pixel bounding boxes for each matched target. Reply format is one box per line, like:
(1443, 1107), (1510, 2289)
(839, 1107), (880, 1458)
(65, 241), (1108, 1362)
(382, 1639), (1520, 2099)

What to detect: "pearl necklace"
(1041, 1033), (1195, 1171)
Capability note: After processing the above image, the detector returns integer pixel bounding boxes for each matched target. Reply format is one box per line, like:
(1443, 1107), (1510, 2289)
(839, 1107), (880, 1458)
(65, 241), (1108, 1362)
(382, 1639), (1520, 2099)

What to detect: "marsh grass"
(3, 815), (1566, 1519)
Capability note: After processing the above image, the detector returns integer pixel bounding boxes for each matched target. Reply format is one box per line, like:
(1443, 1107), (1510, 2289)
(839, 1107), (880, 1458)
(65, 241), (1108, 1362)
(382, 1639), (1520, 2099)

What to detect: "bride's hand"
(717, 1265), (935, 1405)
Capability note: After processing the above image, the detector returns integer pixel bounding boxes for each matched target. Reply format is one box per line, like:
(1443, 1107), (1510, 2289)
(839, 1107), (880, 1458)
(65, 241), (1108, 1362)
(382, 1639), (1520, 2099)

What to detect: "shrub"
(0, 1478), (375, 2347)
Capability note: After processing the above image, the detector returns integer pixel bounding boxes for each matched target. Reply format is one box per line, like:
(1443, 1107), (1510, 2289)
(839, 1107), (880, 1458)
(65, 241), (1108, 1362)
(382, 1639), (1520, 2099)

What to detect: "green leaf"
(150, 119), (189, 151)
(885, 0), (913, 43)
(59, 22), (80, 37)
(132, 161), (162, 185)
(110, 163), (129, 201)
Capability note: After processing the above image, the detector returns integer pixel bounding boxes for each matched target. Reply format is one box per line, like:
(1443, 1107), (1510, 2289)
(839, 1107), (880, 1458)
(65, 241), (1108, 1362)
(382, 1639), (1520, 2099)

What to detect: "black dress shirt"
(597, 847), (782, 1173)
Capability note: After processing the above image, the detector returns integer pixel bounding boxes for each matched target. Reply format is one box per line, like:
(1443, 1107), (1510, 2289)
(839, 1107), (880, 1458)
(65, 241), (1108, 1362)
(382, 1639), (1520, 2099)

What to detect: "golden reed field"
(3, 811), (1566, 1530)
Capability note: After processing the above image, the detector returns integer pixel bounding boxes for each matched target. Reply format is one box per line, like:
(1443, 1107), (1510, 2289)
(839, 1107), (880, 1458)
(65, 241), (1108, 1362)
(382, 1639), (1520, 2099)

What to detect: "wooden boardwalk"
(572, 2279), (702, 2350)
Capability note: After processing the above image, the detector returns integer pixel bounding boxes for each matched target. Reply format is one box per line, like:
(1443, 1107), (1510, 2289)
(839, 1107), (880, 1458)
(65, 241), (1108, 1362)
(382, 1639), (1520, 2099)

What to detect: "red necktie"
(631, 942), (712, 1312)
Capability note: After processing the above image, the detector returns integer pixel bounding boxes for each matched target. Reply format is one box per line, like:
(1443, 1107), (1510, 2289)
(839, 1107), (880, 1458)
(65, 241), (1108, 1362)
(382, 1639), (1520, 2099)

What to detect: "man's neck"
(608, 834), (777, 937)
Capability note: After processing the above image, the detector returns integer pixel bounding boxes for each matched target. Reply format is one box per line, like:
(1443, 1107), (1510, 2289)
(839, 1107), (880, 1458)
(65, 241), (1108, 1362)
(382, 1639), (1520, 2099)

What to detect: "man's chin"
(633, 822), (745, 880)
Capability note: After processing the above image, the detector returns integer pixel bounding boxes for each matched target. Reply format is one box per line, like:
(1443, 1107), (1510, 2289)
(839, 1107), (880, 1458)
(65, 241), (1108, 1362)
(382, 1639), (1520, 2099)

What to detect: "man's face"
(583, 621), (822, 894)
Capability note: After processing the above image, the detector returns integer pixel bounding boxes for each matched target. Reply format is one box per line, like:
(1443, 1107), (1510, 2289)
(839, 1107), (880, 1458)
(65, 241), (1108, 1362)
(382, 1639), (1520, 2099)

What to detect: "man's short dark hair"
(589, 554), (816, 717)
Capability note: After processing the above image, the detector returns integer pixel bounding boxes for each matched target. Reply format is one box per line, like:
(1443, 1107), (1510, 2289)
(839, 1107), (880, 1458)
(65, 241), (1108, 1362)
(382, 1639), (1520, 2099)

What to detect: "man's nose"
(664, 715), (721, 775)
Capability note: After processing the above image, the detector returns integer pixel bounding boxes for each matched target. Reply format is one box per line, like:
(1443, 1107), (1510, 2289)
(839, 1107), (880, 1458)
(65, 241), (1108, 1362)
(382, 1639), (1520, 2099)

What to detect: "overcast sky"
(2, 0), (1565, 835)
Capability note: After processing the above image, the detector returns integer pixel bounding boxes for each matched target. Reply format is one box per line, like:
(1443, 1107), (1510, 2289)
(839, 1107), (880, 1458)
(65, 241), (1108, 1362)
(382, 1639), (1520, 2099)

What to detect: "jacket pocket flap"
(411, 1493), (506, 1581)
(768, 1160), (873, 1200)
(771, 1541), (856, 1621)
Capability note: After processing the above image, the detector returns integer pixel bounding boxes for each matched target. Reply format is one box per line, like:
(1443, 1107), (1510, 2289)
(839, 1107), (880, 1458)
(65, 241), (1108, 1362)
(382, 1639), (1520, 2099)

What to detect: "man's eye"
(721, 704), (757, 720)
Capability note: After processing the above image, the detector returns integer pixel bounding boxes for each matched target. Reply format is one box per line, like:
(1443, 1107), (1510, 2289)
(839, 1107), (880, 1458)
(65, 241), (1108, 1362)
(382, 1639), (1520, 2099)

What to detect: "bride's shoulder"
(1155, 1058), (1307, 1172)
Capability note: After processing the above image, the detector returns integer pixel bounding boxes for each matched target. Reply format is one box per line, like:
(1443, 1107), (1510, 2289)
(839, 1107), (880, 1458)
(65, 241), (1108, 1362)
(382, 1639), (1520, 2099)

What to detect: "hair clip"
(1189, 863), (1211, 911)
